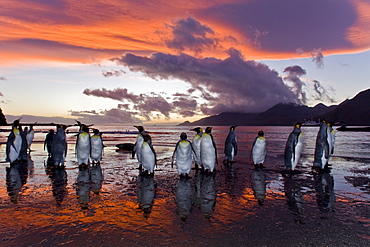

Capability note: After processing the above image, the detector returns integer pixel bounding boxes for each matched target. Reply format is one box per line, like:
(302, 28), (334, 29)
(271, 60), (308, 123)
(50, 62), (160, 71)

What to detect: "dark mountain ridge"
(180, 88), (370, 126)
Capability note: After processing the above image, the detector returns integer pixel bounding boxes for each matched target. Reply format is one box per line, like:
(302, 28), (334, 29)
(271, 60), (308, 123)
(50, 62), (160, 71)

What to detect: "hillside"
(180, 88), (370, 126)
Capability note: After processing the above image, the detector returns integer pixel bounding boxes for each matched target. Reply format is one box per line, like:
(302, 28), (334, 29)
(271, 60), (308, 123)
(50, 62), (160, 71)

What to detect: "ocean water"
(0, 125), (370, 246)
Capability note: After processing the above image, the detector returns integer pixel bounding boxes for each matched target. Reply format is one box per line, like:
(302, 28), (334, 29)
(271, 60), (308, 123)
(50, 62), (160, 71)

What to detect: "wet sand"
(1, 126), (370, 246)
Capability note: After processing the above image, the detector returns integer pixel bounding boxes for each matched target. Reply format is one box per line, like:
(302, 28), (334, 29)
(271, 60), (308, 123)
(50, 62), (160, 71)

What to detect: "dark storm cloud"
(83, 88), (183, 121)
(283, 65), (307, 103)
(199, 0), (357, 52)
(102, 69), (126, 77)
(166, 17), (218, 53)
(70, 108), (142, 124)
(112, 48), (301, 114)
(83, 88), (141, 103)
(134, 94), (172, 121)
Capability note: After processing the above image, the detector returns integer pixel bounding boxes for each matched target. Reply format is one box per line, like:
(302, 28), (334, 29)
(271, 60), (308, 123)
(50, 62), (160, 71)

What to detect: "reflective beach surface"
(0, 125), (370, 246)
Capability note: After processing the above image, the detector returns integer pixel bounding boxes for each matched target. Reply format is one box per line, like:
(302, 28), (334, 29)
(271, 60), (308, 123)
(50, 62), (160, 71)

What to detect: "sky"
(0, 0), (369, 125)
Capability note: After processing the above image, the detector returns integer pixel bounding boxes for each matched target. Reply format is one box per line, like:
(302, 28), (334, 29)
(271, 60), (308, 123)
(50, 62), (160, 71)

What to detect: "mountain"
(181, 103), (335, 126)
(180, 88), (370, 126)
(317, 88), (370, 126)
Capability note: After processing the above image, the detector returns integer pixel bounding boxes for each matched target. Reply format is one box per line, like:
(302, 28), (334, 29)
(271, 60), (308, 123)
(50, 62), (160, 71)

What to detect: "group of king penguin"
(6, 119), (335, 174)
(6, 120), (104, 167)
(132, 125), (267, 178)
(284, 120), (335, 171)
(133, 120), (336, 178)
(6, 120), (35, 164)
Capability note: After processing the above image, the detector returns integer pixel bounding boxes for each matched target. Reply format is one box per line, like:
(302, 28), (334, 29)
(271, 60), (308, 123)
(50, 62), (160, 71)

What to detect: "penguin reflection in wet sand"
(141, 133), (157, 176)
(223, 125), (238, 165)
(252, 131), (266, 168)
(6, 120), (22, 164)
(313, 120), (331, 169)
(200, 127), (218, 173)
(172, 132), (195, 178)
(191, 127), (203, 170)
(53, 125), (68, 166)
(76, 125), (91, 166)
(90, 129), (104, 164)
(133, 126), (146, 171)
(284, 123), (303, 171)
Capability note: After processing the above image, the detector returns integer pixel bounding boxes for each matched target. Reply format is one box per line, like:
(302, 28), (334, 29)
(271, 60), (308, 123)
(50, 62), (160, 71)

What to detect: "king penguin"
(76, 124), (91, 166)
(140, 133), (156, 175)
(284, 123), (303, 171)
(313, 120), (331, 169)
(44, 129), (55, 157)
(224, 125), (238, 165)
(52, 125), (68, 166)
(327, 122), (335, 157)
(172, 132), (195, 178)
(252, 130), (266, 167)
(26, 125), (35, 152)
(6, 120), (22, 164)
(200, 127), (217, 172)
(90, 129), (104, 164)
(133, 126), (146, 170)
(191, 127), (203, 170)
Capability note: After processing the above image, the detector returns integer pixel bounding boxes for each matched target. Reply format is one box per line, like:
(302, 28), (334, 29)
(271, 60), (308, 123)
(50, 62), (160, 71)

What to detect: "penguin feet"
(179, 174), (191, 179)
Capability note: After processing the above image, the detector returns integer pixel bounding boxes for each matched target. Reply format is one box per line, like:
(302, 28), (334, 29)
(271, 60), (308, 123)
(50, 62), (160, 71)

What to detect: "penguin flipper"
(233, 140), (238, 156)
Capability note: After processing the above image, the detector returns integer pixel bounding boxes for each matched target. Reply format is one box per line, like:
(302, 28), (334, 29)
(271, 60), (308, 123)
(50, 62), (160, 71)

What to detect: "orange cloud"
(0, 0), (369, 65)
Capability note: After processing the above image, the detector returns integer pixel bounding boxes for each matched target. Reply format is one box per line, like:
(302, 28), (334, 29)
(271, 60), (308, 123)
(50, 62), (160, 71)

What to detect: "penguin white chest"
(292, 133), (303, 170)
(175, 141), (192, 174)
(252, 137), (266, 164)
(91, 135), (103, 161)
(141, 142), (155, 172)
(192, 135), (202, 164)
(77, 133), (90, 164)
(9, 132), (22, 163)
(134, 135), (144, 163)
(200, 134), (216, 171)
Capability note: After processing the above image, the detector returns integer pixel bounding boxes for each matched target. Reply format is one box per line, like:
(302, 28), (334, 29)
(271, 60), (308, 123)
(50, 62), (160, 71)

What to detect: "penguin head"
(191, 127), (202, 134)
(13, 119), (20, 127)
(134, 125), (145, 133)
(258, 130), (264, 137)
(93, 129), (100, 135)
(205, 127), (213, 134)
(230, 125), (238, 131)
(81, 124), (89, 133)
(49, 129), (54, 134)
(180, 132), (187, 140)
(294, 122), (302, 129)
(142, 133), (151, 143)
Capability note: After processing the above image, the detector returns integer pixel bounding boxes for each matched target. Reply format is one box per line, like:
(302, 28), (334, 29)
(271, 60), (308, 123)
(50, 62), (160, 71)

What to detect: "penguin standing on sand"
(76, 124), (91, 166)
(6, 120), (22, 164)
(191, 127), (203, 169)
(133, 126), (146, 170)
(90, 129), (104, 164)
(284, 123), (303, 171)
(313, 120), (331, 169)
(53, 125), (68, 166)
(200, 127), (217, 172)
(327, 122), (335, 156)
(44, 129), (55, 157)
(26, 125), (35, 152)
(140, 133), (156, 175)
(252, 130), (266, 167)
(172, 132), (195, 178)
(224, 125), (238, 165)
